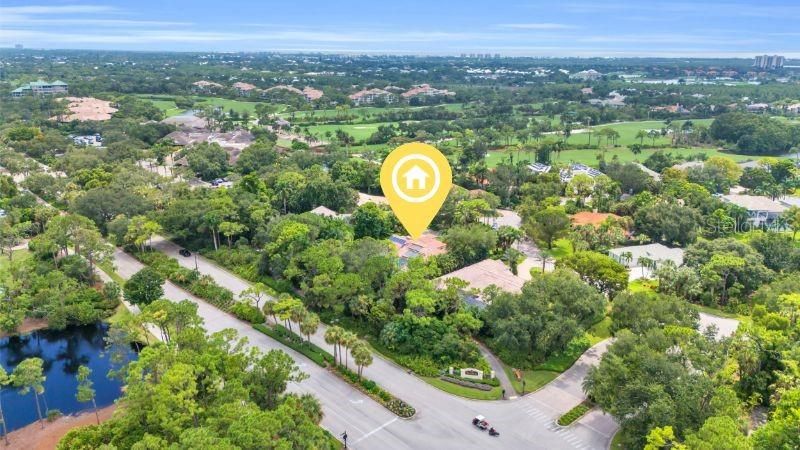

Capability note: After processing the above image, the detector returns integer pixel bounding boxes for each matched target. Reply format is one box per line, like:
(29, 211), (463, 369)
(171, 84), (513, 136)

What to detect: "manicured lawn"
(422, 376), (503, 400)
(283, 103), (464, 123)
(542, 238), (573, 260)
(504, 366), (560, 395)
(627, 278), (658, 293)
(486, 145), (756, 168)
(136, 94), (284, 116)
(306, 121), (403, 142)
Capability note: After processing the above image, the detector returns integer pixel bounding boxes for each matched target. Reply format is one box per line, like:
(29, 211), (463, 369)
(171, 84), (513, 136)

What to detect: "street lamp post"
(194, 253), (198, 271)
(522, 379), (526, 396)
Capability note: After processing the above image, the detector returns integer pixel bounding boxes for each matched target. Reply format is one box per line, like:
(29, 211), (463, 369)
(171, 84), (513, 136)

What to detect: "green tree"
(0, 366), (10, 444)
(299, 311), (320, 343)
(76, 365), (100, 424)
(351, 341), (373, 379)
(351, 202), (394, 239)
(186, 142), (229, 181)
(558, 251), (628, 296)
(125, 215), (162, 252)
(123, 267), (164, 306)
(13, 357), (46, 428)
(523, 206), (570, 250)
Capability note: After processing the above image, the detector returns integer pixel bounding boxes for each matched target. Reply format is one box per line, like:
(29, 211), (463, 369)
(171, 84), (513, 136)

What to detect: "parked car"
(179, 248), (191, 257)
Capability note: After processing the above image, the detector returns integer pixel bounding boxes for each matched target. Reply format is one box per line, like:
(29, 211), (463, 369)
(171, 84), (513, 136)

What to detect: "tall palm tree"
(324, 326), (343, 366)
(340, 331), (357, 369)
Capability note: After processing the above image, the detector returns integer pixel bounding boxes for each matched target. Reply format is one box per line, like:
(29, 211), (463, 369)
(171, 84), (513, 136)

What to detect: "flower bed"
(557, 401), (593, 426)
(440, 375), (493, 391)
(333, 364), (416, 418)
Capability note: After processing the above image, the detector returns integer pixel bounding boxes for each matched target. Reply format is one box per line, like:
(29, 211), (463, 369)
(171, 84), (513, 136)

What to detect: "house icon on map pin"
(402, 164), (429, 190)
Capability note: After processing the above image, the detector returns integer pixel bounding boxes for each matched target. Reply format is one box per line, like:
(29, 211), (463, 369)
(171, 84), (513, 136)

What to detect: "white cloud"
(0, 5), (116, 14)
(497, 23), (578, 30)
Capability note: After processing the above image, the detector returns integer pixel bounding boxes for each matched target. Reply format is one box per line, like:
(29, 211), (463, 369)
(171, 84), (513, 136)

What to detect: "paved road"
(145, 236), (619, 449)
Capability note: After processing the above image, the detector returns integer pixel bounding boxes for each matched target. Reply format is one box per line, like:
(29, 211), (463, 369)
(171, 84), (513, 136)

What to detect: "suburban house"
(559, 163), (604, 183)
(349, 88), (396, 106)
(357, 192), (388, 206)
(71, 134), (103, 147)
(787, 103), (800, 114)
(527, 162), (552, 175)
(191, 80), (223, 93)
(571, 211), (622, 228)
(11, 80), (68, 97)
(401, 84), (455, 99)
(390, 233), (446, 267)
(609, 243), (685, 280)
(53, 97), (118, 122)
(264, 85), (324, 101)
(164, 129), (255, 164)
(569, 69), (602, 81)
(746, 103), (770, 112)
(308, 205), (348, 219)
(436, 259), (525, 308)
(634, 163), (662, 181)
(233, 82), (258, 97)
(721, 194), (787, 227)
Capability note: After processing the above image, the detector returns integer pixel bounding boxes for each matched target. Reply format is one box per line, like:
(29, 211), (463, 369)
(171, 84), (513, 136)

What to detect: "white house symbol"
(402, 165), (429, 190)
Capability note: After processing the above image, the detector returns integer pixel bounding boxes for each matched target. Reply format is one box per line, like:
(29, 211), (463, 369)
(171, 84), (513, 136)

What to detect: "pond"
(0, 322), (138, 432)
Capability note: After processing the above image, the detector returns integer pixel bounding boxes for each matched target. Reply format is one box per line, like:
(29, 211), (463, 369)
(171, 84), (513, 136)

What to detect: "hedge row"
(131, 249), (235, 311)
(557, 401), (593, 426)
(440, 376), (493, 391)
(254, 323), (332, 367)
(333, 364), (416, 418)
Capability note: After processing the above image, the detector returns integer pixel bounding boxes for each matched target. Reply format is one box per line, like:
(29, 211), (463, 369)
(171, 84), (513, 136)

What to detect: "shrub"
(231, 302), (265, 324)
(440, 375), (493, 391)
(394, 355), (440, 377)
(47, 409), (63, 422)
(253, 324), (332, 367)
(557, 401), (592, 426)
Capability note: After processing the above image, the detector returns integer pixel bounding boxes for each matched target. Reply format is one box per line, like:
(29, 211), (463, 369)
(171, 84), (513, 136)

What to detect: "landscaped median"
(557, 400), (594, 426)
(254, 323), (415, 419)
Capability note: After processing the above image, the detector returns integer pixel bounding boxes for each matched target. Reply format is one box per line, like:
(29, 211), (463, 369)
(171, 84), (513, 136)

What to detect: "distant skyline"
(2, 1), (800, 57)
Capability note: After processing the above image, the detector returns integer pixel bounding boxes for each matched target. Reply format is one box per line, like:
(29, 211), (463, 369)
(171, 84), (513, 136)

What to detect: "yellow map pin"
(380, 142), (452, 239)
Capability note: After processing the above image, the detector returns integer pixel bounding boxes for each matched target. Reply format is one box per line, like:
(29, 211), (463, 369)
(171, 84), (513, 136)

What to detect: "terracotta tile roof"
(571, 212), (621, 227)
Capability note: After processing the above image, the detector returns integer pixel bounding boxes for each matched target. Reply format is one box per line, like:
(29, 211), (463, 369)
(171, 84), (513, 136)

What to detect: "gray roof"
(609, 243), (684, 267)
(722, 194), (787, 213)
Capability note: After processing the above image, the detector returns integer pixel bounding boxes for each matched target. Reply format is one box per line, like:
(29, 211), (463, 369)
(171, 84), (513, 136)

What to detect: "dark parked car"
(179, 249), (191, 257)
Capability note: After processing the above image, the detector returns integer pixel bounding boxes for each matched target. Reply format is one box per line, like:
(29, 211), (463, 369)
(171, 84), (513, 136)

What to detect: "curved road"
(131, 236), (619, 449)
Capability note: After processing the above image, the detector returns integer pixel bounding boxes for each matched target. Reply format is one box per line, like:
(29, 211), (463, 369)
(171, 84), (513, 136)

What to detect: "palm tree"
(300, 312), (320, 343)
(352, 341), (373, 379)
(340, 331), (357, 369)
(324, 326), (343, 365)
(262, 301), (278, 324)
(635, 130), (647, 145)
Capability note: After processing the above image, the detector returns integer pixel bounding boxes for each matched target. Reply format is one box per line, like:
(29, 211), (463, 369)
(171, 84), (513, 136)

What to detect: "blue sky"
(1, 1), (799, 57)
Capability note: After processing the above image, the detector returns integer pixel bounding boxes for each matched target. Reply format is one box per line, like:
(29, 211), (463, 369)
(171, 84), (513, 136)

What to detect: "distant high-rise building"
(14, 44), (22, 49)
(754, 55), (785, 69)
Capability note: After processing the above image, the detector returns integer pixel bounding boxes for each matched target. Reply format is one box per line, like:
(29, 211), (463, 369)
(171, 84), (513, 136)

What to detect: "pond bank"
(0, 318), (48, 339)
(4, 404), (115, 450)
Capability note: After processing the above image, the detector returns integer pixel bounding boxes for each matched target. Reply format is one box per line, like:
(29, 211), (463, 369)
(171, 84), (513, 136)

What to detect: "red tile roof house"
(233, 82), (258, 97)
(401, 84), (456, 99)
(192, 80), (223, 93)
(349, 88), (397, 106)
(390, 232), (446, 267)
(264, 85), (324, 101)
